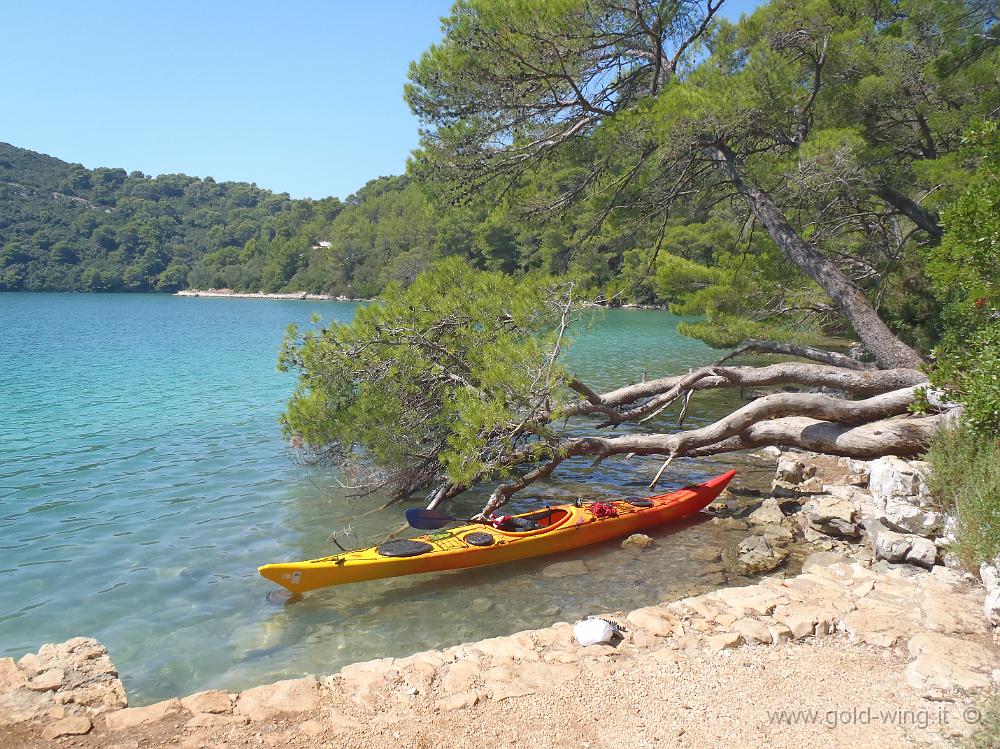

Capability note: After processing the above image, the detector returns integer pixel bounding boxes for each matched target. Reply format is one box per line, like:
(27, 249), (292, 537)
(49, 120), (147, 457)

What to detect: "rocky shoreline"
(3, 450), (999, 747)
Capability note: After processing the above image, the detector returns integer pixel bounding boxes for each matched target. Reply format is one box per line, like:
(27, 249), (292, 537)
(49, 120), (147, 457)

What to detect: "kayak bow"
(258, 469), (736, 594)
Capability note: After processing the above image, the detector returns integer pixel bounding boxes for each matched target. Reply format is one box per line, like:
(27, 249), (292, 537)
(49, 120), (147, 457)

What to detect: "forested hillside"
(0, 139), (811, 333)
(0, 141), (677, 301)
(3, 0), (997, 358)
(0, 142), (345, 292)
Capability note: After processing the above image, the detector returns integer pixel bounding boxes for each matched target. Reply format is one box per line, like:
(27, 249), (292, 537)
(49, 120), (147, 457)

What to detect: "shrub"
(926, 425), (1000, 570)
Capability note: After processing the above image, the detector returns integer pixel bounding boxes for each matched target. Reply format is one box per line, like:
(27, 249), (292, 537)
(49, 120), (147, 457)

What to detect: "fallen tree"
(280, 259), (957, 518)
(280, 0), (993, 517)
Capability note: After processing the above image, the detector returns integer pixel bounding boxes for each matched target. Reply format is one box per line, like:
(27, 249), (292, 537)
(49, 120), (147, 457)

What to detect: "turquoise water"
(0, 293), (760, 703)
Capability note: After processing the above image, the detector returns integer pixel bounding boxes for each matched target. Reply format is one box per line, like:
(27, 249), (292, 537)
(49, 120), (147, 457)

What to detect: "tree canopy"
(278, 0), (997, 515)
(406, 0), (999, 365)
(279, 258), (580, 504)
(927, 119), (1000, 436)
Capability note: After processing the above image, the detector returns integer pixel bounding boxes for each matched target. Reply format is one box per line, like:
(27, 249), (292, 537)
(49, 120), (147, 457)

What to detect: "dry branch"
(714, 339), (873, 370)
(472, 382), (950, 515)
(564, 363), (927, 420)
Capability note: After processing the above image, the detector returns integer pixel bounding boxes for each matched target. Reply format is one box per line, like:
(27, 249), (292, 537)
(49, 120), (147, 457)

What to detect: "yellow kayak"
(259, 469), (736, 594)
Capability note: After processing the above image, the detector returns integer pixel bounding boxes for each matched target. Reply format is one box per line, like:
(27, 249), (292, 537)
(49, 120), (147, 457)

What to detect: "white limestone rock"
(748, 498), (785, 526)
(905, 537), (938, 569)
(868, 456), (939, 536)
(985, 588), (1000, 629)
(41, 716), (92, 740)
(104, 699), (183, 731)
(869, 456), (927, 498)
(731, 618), (771, 644)
(235, 677), (320, 721)
(776, 457), (806, 485)
(980, 559), (1000, 592)
(904, 633), (999, 693)
(869, 521), (937, 569)
(801, 552), (849, 573)
(802, 495), (859, 538)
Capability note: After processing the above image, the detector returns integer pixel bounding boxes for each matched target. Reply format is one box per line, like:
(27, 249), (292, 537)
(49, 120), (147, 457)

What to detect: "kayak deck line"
(259, 469), (737, 594)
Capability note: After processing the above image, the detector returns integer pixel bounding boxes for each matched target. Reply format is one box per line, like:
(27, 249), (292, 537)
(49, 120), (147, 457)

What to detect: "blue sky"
(2, 1), (761, 200)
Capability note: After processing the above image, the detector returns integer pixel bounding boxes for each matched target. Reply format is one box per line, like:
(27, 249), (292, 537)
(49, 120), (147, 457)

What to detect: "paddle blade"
(405, 507), (459, 530)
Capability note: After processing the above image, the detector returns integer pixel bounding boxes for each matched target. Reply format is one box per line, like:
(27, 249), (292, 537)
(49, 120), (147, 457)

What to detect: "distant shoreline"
(175, 288), (368, 302)
(175, 289), (670, 309)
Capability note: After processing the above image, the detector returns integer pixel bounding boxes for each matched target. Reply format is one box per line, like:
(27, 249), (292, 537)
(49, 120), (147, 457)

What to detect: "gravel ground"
(14, 636), (977, 749)
(316, 640), (957, 749)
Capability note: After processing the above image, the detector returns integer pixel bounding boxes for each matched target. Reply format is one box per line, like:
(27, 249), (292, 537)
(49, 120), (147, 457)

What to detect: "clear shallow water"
(0, 293), (769, 703)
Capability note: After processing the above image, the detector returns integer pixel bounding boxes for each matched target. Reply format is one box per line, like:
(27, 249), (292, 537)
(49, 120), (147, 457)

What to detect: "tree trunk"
(708, 144), (925, 370)
(874, 183), (943, 241)
(563, 385), (929, 458)
(474, 407), (949, 514)
(714, 339), (873, 369)
(566, 363), (927, 419)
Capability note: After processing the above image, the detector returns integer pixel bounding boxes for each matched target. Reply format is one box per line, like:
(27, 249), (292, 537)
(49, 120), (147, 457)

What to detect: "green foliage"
(933, 324), (1000, 436)
(928, 121), (999, 322)
(927, 120), (1000, 436)
(926, 425), (1000, 570)
(279, 258), (580, 496)
(0, 141), (322, 293)
(404, 0), (999, 355)
(649, 220), (827, 347)
(963, 694), (1000, 749)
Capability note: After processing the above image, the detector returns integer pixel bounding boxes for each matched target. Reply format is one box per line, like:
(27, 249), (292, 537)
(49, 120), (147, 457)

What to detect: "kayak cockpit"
(492, 507), (574, 536)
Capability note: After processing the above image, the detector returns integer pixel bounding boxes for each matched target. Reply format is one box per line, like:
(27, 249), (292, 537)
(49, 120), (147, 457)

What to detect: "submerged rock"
(471, 597), (494, 614)
(621, 533), (653, 550)
(723, 535), (789, 575)
(748, 498), (785, 526)
(761, 524), (793, 548)
(689, 546), (722, 562)
(709, 517), (749, 531)
(541, 560), (588, 578)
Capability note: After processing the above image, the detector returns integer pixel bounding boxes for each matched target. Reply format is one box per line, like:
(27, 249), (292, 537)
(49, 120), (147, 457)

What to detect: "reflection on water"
(1, 294), (790, 704)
